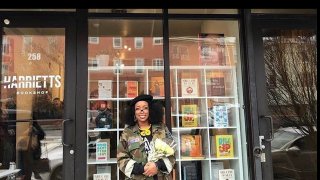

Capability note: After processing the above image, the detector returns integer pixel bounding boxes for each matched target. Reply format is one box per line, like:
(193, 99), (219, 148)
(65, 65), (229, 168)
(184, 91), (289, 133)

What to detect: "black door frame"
(247, 13), (317, 180)
(0, 11), (77, 180)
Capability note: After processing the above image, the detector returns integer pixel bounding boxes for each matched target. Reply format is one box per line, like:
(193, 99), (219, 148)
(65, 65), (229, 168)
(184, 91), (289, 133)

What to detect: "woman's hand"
(143, 162), (158, 177)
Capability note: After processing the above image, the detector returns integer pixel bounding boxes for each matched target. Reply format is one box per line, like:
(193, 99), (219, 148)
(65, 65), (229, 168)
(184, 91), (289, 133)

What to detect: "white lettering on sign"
(28, 53), (41, 61)
(3, 75), (62, 89)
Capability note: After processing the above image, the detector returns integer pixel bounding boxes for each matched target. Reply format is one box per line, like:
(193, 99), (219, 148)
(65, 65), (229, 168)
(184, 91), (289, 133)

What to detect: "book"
(181, 104), (198, 127)
(198, 33), (225, 66)
(99, 138), (110, 159)
(96, 165), (111, 174)
(209, 105), (228, 127)
(208, 77), (225, 96)
(150, 76), (165, 97)
(180, 134), (203, 158)
(98, 80), (112, 98)
(96, 142), (108, 161)
(211, 161), (224, 180)
(181, 162), (201, 180)
(218, 169), (235, 180)
(126, 81), (138, 98)
(182, 164), (198, 180)
(216, 135), (234, 158)
(181, 78), (199, 97)
(93, 173), (111, 180)
(210, 136), (216, 157)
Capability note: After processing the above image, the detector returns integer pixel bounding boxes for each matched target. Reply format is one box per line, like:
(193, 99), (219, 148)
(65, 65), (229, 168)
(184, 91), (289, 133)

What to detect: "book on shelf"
(181, 78), (199, 97)
(211, 161), (224, 180)
(198, 33), (225, 66)
(93, 173), (111, 180)
(98, 80), (112, 98)
(181, 162), (201, 180)
(180, 134), (203, 158)
(207, 77), (225, 96)
(181, 104), (198, 127)
(97, 164), (111, 174)
(210, 136), (216, 157)
(208, 105), (229, 127)
(216, 135), (234, 158)
(150, 76), (165, 97)
(218, 169), (235, 180)
(100, 138), (110, 159)
(125, 81), (138, 98)
(96, 142), (108, 161)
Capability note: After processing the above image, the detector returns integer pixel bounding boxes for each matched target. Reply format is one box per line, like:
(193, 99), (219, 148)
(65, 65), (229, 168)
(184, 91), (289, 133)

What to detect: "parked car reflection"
(271, 127), (317, 180)
(40, 132), (100, 180)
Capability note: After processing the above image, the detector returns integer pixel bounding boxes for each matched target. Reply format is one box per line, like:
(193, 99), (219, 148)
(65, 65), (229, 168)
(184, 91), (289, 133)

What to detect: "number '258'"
(28, 53), (41, 60)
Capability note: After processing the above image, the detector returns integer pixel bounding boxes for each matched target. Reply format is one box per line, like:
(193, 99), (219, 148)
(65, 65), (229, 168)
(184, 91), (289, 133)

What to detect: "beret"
(130, 94), (153, 106)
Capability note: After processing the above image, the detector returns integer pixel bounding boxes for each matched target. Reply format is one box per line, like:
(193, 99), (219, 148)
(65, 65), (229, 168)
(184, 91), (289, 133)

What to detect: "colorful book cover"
(181, 78), (199, 97)
(126, 81), (138, 98)
(180, 135), (203, 158)
(100, 139), (110, 159)
(98, 80), (112, 98)
(93, 173), (111, 180)
(181, 104), (198, 127)
(150, 76), (164, 97)
(208, 77), (225, 96)
(216, 135), (234, 158)
(218, 169), (235, 180)
(211, 161), (224, 179)
(96, 142), (108, 161)
(213, 105), (229, 127)
(198, 33), (225, 66)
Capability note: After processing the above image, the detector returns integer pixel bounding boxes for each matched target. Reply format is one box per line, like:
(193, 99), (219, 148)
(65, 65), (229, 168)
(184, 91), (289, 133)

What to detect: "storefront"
(0, 9), (317, 180)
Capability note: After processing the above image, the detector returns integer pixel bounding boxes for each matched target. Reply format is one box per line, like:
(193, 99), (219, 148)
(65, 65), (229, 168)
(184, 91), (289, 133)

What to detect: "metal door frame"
(0, 11), (77, 180)
(247, 13), (317, 180)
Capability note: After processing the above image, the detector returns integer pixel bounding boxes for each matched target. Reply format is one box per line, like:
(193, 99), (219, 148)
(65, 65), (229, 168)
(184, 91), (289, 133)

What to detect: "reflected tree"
(264, 30), (317, 137)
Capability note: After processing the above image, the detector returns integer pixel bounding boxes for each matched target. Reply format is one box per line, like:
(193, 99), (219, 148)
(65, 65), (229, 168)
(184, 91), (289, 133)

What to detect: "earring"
(134, 116), (137, 122)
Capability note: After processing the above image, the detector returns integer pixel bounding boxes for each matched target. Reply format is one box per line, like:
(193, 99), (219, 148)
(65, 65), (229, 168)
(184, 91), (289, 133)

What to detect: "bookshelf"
(170, 63), (245, 179)
(87, 38), (246, 180)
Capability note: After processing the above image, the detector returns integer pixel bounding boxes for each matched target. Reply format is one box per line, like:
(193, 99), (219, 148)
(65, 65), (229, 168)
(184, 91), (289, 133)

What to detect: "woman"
(117, 94), (176, 180)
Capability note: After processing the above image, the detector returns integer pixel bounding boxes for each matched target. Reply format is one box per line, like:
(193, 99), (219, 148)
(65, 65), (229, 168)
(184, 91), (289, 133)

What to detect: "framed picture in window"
(198, 33), (225, 66)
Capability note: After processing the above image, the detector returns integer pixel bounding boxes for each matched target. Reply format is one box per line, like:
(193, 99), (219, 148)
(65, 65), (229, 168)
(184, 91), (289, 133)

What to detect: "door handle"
(62, 118), (73, 147)
(260, 115), (274, 141)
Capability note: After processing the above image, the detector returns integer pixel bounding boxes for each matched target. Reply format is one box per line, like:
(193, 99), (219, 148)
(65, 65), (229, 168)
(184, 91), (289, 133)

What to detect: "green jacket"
(117, 123), (176, 180)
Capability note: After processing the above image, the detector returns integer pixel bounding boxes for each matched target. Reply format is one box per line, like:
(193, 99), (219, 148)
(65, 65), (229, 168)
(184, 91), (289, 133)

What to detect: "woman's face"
(134, 101), (149, 123)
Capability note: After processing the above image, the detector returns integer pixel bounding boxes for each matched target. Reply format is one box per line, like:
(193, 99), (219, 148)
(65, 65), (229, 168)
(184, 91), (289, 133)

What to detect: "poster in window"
(150, 76), (165, 97)
(181, 78), (199, 97)
(198, 33), (225, 66)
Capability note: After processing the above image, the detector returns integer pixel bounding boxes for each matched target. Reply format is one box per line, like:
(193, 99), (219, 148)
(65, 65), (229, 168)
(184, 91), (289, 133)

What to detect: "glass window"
(112, 37), (122, 49)
(89, 37), (100, 44)
(251, 9), (316, 14)
(152, 58), (164, 71)
(135, 58), (144, 74)
(134, 37), (143, 49)
(153, 37), (163, 45)
(1, 28), (65, 179)
(168, 9), (238, 14)
(169, 19), (248, 180)
(87, 19), (163, 180)
(89, 9), (162, 13)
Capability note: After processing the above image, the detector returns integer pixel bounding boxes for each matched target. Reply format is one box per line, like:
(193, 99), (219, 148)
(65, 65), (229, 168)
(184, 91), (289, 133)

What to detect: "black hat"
(130, 94), (153, 107)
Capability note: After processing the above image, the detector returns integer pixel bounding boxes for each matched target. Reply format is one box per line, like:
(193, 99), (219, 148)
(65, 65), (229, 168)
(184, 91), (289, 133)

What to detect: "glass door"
(251, 16), (317, 180)
(0, 15), (76, 180)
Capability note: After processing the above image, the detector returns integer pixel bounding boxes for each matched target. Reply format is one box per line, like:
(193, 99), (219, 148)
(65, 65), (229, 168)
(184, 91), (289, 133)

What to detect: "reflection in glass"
(87, 19), (164, 179)
(1, 28), (65, 180)
(263, 29), (317, 179)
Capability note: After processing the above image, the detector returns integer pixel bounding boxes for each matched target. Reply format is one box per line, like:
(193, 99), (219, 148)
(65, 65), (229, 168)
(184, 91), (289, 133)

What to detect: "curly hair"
(124, 94), (164, 126)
